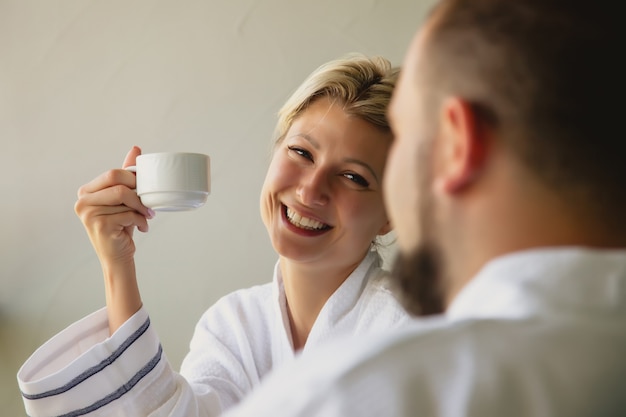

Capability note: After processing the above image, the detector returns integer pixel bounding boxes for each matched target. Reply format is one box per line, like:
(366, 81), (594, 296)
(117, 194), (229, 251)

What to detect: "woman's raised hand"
(74, 146), (155, 270)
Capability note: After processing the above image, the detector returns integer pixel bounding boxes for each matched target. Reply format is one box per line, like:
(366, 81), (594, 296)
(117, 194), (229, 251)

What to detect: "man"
(224, 0), (626, 415)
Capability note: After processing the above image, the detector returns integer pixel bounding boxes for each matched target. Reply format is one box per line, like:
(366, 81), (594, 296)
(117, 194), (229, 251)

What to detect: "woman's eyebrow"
(344, 158), (380, 185)
(289, 133), (320, 149)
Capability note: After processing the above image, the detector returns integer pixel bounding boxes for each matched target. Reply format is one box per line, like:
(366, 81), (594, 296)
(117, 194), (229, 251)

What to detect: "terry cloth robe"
(18, 251), (412, 417)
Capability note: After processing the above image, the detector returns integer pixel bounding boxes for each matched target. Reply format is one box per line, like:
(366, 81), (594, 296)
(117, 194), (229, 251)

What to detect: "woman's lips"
(282, 204), (332, 234)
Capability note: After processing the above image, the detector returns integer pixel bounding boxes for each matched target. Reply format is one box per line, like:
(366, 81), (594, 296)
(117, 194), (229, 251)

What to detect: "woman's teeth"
(286, 207), (328, 231)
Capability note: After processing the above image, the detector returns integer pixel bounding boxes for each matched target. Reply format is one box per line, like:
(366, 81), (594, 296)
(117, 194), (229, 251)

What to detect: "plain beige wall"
(0, 0), (435, 415)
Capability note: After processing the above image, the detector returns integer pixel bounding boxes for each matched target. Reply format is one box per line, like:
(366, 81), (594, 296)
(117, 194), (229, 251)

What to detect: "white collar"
(447, 247), (626, 321)
(271, 250), (381, 349)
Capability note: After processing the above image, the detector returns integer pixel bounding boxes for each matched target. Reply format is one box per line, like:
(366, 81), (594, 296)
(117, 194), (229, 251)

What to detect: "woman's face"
(260, 96), (392, 271)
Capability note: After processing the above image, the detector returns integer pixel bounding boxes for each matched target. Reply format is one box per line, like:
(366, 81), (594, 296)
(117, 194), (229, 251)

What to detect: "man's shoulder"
(227, 314), (626, 416)
(313, 315), (579, 385)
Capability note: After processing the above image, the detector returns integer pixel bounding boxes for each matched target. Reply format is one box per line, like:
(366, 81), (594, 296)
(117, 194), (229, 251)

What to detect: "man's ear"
(437, 97), (490, 194)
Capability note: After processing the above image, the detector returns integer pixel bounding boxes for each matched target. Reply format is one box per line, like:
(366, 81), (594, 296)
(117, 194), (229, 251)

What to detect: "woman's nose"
(296, 169), (330, 206)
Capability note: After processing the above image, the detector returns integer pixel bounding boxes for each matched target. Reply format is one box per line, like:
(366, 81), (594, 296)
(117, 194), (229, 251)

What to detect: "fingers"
(78, 145), (141, 198)
(75, 199), (150, 236)
(75, 147), (155, 240)
(77, 169), (134, 196)
(123, 146), (142, 169)
(76, 195), (151, 228)
(77, 169), (153, 217)
(76, 182), (153, 219)
(84, 208), (150, 236)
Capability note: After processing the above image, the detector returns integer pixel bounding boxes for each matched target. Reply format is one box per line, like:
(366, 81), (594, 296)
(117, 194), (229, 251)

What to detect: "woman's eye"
(288, 146), (313, 161)
(343, 173), (370, 188)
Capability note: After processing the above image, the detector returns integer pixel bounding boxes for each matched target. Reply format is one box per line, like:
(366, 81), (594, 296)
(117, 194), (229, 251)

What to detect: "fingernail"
(147, 208), (156, 219)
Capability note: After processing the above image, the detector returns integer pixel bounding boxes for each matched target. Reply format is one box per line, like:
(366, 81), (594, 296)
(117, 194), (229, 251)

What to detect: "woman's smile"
(282, 204), (332, 235)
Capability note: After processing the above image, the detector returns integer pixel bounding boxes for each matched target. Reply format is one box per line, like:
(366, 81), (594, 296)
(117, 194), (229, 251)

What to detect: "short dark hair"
(424, 0), (625, 227)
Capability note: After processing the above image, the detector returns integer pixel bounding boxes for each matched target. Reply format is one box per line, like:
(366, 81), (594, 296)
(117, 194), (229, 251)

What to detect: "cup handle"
(125, 166), (137, 192)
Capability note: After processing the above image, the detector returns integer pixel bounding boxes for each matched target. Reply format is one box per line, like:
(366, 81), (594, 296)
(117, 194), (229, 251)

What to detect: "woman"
(18, 54), (411, 417)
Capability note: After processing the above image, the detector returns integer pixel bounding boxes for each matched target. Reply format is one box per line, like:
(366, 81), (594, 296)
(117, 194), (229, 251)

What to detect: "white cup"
(126, 152), (211, 212)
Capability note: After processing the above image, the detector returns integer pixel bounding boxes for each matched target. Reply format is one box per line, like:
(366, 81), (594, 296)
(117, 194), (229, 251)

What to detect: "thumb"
(122, 146), (142, 169)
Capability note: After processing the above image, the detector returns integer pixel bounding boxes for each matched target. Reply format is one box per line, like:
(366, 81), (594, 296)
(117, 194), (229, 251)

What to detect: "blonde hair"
(274, 53), (399, 144)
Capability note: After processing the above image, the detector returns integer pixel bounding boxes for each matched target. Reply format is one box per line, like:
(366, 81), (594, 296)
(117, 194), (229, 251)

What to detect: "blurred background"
(0, 0), (434, 414)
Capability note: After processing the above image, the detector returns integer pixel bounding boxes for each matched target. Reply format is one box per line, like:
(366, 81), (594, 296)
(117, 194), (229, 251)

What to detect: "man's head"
(384, 0), (626, 316)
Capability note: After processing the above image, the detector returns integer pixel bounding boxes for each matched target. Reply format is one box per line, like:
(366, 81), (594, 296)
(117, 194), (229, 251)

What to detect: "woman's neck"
(280, 256), (363, 350)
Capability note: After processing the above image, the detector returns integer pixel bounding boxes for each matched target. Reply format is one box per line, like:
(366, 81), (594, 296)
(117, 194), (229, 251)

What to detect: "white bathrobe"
(18, 251), (412, 417)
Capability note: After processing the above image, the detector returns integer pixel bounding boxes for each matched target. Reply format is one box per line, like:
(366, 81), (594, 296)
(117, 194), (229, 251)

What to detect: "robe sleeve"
(17, 307), (226, 417)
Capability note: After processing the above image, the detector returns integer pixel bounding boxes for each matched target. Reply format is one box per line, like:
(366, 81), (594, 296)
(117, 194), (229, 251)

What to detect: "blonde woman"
(18, 54), (411, 417)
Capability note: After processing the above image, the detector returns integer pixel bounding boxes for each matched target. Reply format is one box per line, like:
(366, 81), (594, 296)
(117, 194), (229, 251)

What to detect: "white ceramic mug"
(126, 152), (211, 212)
